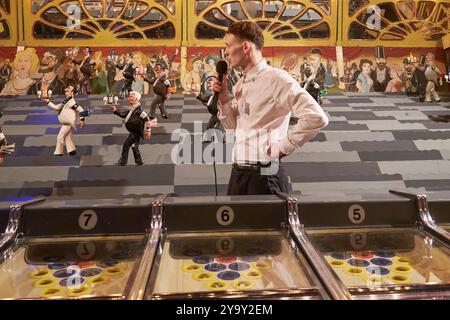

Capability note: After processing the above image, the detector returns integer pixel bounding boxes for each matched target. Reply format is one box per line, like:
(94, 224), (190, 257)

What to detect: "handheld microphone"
(210, 58), (228, 109)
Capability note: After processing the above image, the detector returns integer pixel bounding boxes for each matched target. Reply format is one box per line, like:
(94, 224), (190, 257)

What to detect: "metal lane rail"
(126, 194), (167, 300)
(277, 192), (352, 300)
(389, 189), (450, 246)
(0, 198), (46, 254)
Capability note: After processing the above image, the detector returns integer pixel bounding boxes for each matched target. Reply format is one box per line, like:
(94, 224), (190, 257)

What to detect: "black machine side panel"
(427, 201), (449, 225)
(168, 235), (283, 258)
(162, 195), (287, 232)
(21, 198), (154, 237)
(425, 192), (450, 225)
(296, 193), (417, 229)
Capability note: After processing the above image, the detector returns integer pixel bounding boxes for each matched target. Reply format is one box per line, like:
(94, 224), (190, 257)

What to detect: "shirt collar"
(243, 59), (267, 82)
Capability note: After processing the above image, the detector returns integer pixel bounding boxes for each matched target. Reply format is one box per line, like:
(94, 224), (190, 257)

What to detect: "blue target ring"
(347, 259), (370, 268)
(193, 256), (214, 264)
(331, 253), (352, 260)
(99, 259), (119, 268)
(204, 263), (227, 272)
(217, 271), (241, 281)
(374, 251), (395, 258)
(59, 276), (85, 287)
(53, 268), (78, 278)
(370, 258), (393, 267)
(228, 262), (251, 271)
(80, 268), (103, 278)
(366, 266), (390, 276)
(48, 262), (76, 270)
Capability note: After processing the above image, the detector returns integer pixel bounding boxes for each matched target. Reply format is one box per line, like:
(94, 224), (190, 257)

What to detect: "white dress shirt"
(218, 59), (329, 164)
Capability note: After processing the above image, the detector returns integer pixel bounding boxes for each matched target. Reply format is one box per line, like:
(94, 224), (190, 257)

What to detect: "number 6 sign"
(216, 206), (235, 226)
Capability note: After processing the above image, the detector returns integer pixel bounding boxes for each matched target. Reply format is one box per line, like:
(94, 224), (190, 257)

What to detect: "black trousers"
(119, 132), (143, 165)
(150, 94), (167, 117)
(227, 165), (290, 196)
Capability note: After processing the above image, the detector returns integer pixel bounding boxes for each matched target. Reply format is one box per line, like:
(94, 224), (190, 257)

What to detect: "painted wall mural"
(0, 45), (447, 97)
(0, 47), (181, 97)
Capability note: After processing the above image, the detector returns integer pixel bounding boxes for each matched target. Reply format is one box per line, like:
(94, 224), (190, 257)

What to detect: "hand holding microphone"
(209, 50), (229, 106)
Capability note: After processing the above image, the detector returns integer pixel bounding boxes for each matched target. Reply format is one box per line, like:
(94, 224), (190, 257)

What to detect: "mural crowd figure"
(0, 59), (12, 93)
(71, 47), (96, 95)
(1, 48), (39, 96)
(28, 48), (65, 96)
(372, 46), (392, 92)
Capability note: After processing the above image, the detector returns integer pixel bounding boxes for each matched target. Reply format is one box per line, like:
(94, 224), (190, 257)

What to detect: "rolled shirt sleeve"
(217, 98), (238, 130)
(47, 102), (62, 111)
(276, 79), (329, 156)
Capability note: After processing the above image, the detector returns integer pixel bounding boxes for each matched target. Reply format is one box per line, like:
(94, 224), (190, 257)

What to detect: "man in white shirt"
(210, 21), (329, 195)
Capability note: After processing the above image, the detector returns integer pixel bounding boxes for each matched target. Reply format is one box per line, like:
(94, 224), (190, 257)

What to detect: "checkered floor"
(1, 91), (450, 200)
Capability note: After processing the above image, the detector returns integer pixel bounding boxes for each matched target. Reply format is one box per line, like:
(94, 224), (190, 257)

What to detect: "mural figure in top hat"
(371, 46), (391, 92)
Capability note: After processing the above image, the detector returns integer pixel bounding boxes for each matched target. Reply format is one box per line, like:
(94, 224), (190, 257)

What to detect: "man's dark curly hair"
(227, 21), (264, 50)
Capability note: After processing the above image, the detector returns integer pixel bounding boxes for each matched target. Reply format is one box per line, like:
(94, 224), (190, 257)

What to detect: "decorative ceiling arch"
(345, 0), (449, 47)
(0, 0), (18, 46)
(24, 0), (181, 46)
(188, 0), (338, 47)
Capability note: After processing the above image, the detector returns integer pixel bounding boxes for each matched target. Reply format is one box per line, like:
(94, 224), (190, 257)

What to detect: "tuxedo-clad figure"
(156, 49), (179, 72)
(308, 49), (326, 87)
(197, 93), (225, 143)
(63, 59), (80, 89)
(28, 49), (65, 96)
(0, 111), (15, 165)
(146, 63), (170, 119)
(116, 53), (136, 98)
(0, 112), (6, 149)
(73, 47), (96, 95)
(371, 46), (391, 92)
(0, 59), (12, 93)
(412, 56), (428, 102)
(111, 91), (157, 166)
(106, 55), (117, 95)
(302, 65), (323, 105)
(403, 58), (416, 96)
(43, 86), (87, 156)
(424, 52), (442, 103)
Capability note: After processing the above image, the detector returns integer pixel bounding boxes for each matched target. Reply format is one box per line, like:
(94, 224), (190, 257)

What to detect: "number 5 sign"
(348, 204), (366, 225)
